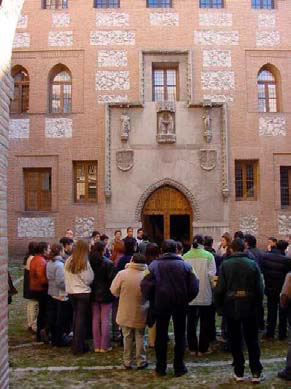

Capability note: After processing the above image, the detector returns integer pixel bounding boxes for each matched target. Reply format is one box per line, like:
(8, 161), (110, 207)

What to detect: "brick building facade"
(8, 0), (291, 254)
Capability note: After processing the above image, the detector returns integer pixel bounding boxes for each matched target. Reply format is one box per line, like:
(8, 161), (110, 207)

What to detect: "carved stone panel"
(120, 112), (131, 142)
(116, 149), (134, 171)
(199, 149), (217, 171)
(202, 105), (212, 143)
(278, 215), (291, 235)
(157, 111), (176, 144)
(156, 101), (175, 113)
(240, 216), (258, 236)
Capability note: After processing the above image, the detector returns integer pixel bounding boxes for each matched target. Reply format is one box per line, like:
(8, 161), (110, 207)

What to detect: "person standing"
(59, 237), (74, 261)
(261, 240), (291, 340)
(90, 241), (117, 353)
(136, 228), (143, 249)
(214, 238), (264, 383)
(183, 235), (216, 355)
(111, 230), (124, 268)
(111, 253), (148, 369)
(29, 242), (50, 342)
(117, 237), (137, 272)
(64, 240), (94, 354)
(23, 241), (38, 333)
(141, 240), (199, 377)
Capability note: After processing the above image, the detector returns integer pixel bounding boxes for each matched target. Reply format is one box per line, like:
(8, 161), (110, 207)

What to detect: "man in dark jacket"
(261, 240), (291, 340)
(141, 240), (199, 377)
(214, 239), (264, 383)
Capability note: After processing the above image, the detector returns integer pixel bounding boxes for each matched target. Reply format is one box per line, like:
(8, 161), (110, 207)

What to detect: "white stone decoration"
(203, 94), (234, 104)
(256, 31), (280, 47)
(13, 32), (30, 48)
(52, 13), (71, 27)
(202, 49), (231, 67)
(90, 31), (135, 46)
(96, 12), (129, 27)
(194, 30), (239, 46)
(279, 215), (291, 235)
(240, 216), (258, 236)
(17, 217), (55, 238)
(201, 71), (235, 90)
(149, 13), (179, 26)
(9, 119), (29, 139)
(98, 95), (128, 104)
(45, 118), (73, 138)
(17, 15), (28, 29)
(98, 50), (127, 67)
(75, 217), (95, 238)
(259, 116), (286, 137)
(96, 71), (130, 91)
(258, 14), (276, 29)
(199, 13), (232, 27)
(48, 31), (73, 47)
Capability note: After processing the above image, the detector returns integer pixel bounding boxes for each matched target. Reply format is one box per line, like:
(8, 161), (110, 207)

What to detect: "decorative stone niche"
(156, 101), (176, 144)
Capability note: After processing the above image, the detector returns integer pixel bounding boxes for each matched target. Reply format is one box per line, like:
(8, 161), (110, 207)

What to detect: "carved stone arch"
(135, 178), (200, 222)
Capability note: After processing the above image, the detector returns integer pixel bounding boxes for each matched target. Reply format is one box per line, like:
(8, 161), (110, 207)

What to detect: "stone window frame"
(73, 161), (98, 203)
(235, 160), (259, 201)
(93, 0), (120, 8)
(140, 50), (192, 103)
(146, 0), (173, 8)
(42, 0), (69, 9)
(152, 63), (179, 102)
(199, 0), (224, 8)
(251, 0), (275, 9)
(48, 63), (72, 114)
(10, 65), (29, 114)
(257, 64), (281, 113)
(23, 168), (52, 211)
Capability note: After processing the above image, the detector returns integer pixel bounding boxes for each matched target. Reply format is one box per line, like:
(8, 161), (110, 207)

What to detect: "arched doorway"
(142, 185), (192, 248)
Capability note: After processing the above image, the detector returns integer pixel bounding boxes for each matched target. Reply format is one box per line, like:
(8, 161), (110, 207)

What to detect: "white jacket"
(64, 258), (94, 294)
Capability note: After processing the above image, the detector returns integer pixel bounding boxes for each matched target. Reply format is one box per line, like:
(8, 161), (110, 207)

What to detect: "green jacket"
(214, 253), (263, 320)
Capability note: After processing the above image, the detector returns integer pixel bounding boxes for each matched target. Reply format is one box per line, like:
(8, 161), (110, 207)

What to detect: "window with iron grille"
(200, 0), (224, 8)
(11, 67), (29, 114)
(257, 69), (278, 113)
(43, 0), (68, 9)
(24, 168), (52, 211)
(251, 0), (274, 9)
(235, 161), (258, 200)
(147, 0), (172, 8)
(50, 67), (72, 113)
(152, 65), (178, 102)
(280, 167), (291, 208)
(74, 161), (98, 202)
(94, 0), (120, 8)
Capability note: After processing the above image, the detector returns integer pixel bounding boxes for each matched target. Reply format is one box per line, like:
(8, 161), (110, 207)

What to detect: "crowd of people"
(15, 226), (291, 383)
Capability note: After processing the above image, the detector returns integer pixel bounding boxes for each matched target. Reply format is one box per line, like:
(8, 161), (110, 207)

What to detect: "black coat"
(141, 253), (199, 315)
(261, 249), (291, 296)
(89, 256), (117, 304)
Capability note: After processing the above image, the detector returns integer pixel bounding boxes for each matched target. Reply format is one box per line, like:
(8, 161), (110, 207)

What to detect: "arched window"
(257, 67), (278, 112)
(49, 65), (72, 113)
(11, 66), (29, 113)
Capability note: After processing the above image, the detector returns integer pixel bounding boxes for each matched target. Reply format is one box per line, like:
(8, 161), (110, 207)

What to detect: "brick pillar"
(0, 1), (24, 387)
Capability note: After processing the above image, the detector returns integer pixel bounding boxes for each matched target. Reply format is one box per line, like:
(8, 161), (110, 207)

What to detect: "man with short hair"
(59, 237), (74, 260)
(136, 228), (143, 248)
(141, 239), (199, 377)
(267, 237), (277, 252)
(214, 238), (264, 383)
(139, 234), (149, 255)
(123, 227), (137, 252)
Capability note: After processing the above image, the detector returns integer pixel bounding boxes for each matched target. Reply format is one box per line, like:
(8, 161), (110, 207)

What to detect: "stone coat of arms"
(116, 149), (134, 171)
(199, 149), (217, 171)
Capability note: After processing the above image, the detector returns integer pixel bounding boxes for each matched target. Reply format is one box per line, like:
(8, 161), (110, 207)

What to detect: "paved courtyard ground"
(8, 259), (291, 388)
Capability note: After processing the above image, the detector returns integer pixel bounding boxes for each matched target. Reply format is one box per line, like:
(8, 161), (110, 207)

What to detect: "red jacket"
(29, 255), (48, 292)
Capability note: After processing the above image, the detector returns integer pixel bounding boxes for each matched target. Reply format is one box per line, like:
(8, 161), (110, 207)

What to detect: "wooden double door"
(142, 185), (192, 249)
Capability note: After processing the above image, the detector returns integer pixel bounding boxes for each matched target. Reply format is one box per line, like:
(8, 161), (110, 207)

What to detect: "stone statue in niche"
(120, 112), (131, 142)
(158, 112), (174, 135)
(156, 101), (176, 143)
(202, 109), (212, 143)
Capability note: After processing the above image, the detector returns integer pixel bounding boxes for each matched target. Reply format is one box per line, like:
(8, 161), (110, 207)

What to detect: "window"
(280, 167), (291, 207)
(257, 68), (278, 112)
(74, 161), (98, 202)
(94, 0), (120, 7)
(235, 161), (258, 200)
(147, 0), (172, 8)
(153, 65), (178, 102)
(200, 0), (224, 8)
(49, 65), (72, 113)
(43, 0), (68, 9)
(11, 67), (29, 114)
(251, 0), (274, 9)
(24, 168), (52, 211)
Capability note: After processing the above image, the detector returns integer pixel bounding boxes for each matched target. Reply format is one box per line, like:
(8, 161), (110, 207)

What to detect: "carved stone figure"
(202, 110), (212, 143)
(120, 112), (130, 141)
(158, 112), (174, 135)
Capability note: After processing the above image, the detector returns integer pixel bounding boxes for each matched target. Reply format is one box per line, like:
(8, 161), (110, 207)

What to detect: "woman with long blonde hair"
(64, 240), (94, 354)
